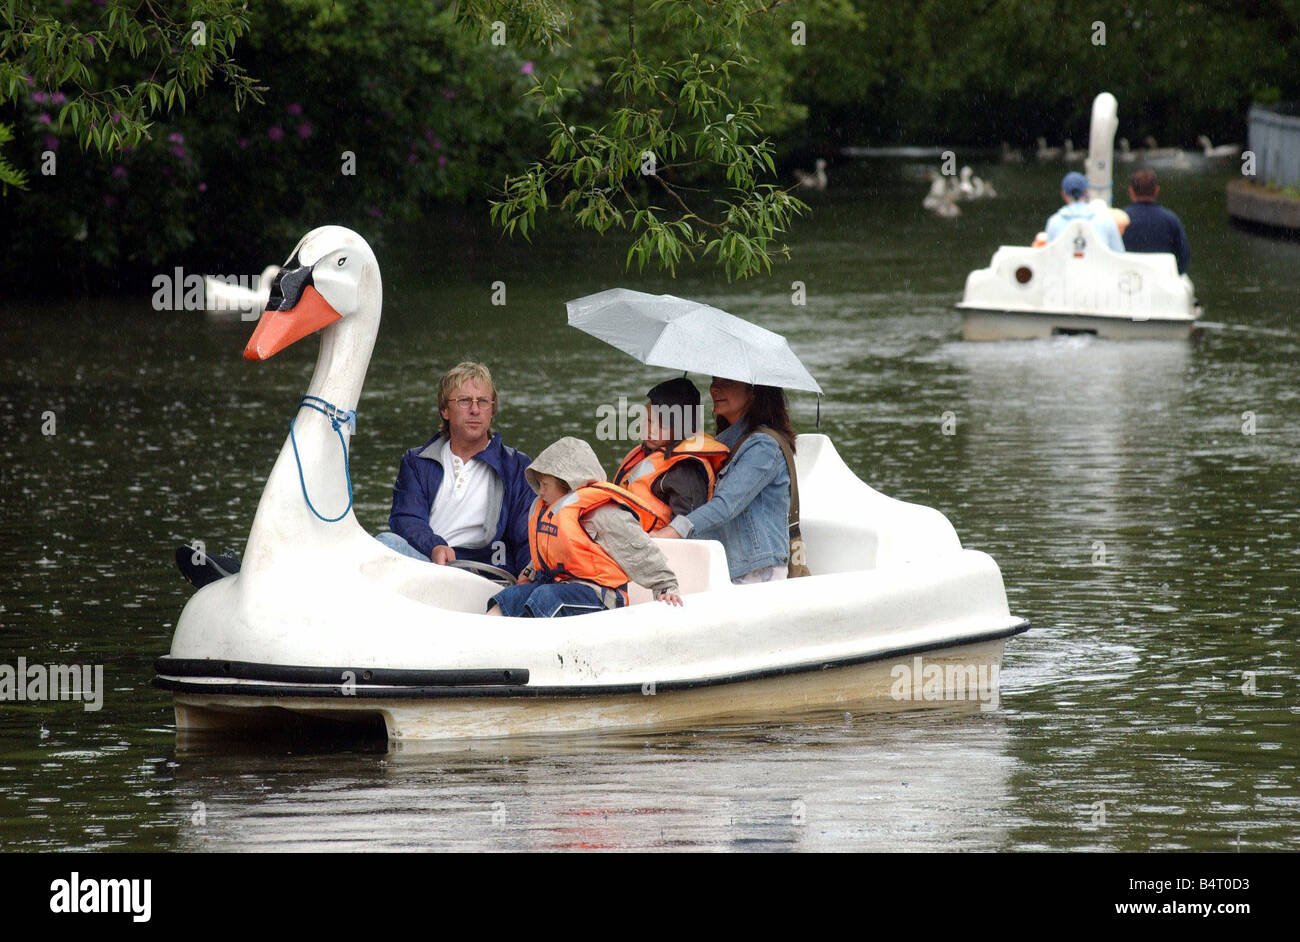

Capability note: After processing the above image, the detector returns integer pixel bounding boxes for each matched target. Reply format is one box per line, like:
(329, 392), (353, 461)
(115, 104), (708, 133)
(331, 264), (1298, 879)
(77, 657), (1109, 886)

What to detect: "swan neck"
(306, 315), (371, 413)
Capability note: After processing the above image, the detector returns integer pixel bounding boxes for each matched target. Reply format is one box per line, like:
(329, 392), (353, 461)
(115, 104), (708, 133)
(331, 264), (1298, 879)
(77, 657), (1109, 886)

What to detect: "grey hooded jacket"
(525, 437), (679, 602)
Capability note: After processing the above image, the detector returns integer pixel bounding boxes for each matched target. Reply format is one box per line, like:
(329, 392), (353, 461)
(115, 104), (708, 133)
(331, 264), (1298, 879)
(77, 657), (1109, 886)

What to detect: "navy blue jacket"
(1123, 200), (1190, 273)
(387, 431), (534, 575)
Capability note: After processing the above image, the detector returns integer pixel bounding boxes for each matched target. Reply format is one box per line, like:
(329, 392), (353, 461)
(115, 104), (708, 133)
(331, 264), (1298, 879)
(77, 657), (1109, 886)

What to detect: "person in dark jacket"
(375, 362), (534, 575)
(1122, 168), (1191, 274)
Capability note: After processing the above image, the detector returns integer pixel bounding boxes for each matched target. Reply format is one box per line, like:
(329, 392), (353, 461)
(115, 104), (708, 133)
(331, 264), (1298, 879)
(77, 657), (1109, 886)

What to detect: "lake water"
(2, 156), (1296, 851)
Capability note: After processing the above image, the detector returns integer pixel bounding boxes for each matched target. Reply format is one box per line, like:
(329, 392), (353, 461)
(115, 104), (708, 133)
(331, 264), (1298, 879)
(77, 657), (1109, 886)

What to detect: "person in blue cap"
(1044, 171), (1126, 253)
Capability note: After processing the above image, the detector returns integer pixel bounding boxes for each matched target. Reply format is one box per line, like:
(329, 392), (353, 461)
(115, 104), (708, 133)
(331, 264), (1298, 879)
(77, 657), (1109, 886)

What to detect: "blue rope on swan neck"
(290, 395), (356, 523)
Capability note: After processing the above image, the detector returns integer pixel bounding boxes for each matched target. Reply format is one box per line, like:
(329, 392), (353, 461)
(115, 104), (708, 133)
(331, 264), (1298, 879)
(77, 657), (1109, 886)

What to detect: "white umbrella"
(565, 288), (822, 394)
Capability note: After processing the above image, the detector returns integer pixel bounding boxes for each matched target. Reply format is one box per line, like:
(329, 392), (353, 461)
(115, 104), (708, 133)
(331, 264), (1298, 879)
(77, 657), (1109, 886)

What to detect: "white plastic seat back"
(627, 538), (730, 603)
(795, 434), (961, 573)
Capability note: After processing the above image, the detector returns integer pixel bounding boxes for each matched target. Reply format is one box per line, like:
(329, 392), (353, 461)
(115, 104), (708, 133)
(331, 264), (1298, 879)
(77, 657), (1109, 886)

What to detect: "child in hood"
(487, 437), (683, 617)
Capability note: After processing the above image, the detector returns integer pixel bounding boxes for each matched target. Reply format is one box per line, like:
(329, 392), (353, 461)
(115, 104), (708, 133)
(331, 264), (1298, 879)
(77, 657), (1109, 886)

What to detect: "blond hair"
(438, 361), (498, 433)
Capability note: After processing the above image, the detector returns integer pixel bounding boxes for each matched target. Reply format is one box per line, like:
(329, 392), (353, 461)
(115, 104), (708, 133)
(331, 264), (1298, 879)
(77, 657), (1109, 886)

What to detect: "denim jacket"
(672, 418), (790, 579)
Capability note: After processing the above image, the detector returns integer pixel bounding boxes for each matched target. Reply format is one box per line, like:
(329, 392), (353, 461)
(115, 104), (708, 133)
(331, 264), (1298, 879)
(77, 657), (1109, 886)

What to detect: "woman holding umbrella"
(653, 377), (796, 584)
(566, 288), (817, 584)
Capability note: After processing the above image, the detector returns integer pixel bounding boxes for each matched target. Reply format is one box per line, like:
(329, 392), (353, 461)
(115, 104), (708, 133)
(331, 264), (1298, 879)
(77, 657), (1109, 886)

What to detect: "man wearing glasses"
(376, 361), (534, 575)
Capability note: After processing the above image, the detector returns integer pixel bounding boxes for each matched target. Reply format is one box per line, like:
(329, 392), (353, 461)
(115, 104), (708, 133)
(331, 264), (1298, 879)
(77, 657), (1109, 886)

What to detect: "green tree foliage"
(784, 0), (1300, 148)
(182, 0), (553, 266)
(4, 0), (1300, 291)
(0, 121), (27, 190)
(0, 0), (261, 153)
(462, 0), (812, 280)
(1, 0), (551, 280)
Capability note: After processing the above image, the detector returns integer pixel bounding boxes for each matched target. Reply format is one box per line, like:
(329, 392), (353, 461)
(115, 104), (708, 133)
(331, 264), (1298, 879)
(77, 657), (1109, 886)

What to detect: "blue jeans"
(489, 581), (625, 618)
(375, 531), (429, 561)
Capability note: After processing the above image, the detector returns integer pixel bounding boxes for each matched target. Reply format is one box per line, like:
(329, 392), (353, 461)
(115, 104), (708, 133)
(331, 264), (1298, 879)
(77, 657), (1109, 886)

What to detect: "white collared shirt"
(427, 439), (493, 549)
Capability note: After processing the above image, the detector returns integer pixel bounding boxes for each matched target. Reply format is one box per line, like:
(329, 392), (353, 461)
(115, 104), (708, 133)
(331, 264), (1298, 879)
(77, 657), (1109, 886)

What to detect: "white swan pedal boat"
(956, 219), (1200, 340)
(154, 226), (1029, 742)
(957, 92), (1200, 341)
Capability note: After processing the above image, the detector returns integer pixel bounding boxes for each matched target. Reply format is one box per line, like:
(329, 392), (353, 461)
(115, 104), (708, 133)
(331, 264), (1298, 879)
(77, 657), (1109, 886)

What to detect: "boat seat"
(627, 538), (731, 604)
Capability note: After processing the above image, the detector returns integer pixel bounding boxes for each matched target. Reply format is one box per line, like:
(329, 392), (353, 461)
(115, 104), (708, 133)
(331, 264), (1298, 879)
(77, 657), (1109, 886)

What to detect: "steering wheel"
(447, 559), (517, 587)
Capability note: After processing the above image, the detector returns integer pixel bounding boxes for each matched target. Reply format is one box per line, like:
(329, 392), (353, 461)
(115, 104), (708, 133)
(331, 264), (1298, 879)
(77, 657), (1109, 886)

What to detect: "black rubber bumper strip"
(153, 620), (1030, 700)
(154, 657), (527, 687)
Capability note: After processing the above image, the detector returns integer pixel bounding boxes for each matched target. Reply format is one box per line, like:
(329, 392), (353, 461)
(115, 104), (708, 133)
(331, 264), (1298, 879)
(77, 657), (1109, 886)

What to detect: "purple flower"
(32, 91), (47, 104)
(43, 134), (59, 151)
(167, 131), (184, 144)
(441, 88), (455, 100)
(238, 137), (250, 150)
(287, 102), (302, 116)
(408, 153), (418, 164)
(521, 61), (535, 75)
(171, 144), (186, 159)
(267, 126), (284, 141)
(438, 155), (448, 168)
(38, 112), (51, 125)
(51, 91), (66, 105)
(111, 164), (127, 179)
(104, 194), (117, 208)
(367, 206), (383, 218)
(433, 137), (442, 150)
(110, 111), (121, 125)
(198, 182), (207, 192)
(296, 121), (312, 139)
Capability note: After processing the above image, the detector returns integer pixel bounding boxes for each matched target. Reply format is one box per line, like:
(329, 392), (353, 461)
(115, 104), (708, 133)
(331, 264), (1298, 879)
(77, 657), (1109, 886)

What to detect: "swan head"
(244, 225), (378, 361)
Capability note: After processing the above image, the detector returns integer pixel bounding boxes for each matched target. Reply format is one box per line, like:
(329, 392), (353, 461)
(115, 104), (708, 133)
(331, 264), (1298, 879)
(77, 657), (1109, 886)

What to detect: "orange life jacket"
(528, 482), (661, 594)
(612, 435), (730, 529)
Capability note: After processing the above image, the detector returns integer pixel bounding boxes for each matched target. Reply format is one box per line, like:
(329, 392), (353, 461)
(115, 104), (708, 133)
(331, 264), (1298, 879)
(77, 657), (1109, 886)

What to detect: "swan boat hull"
(959, 307), (1199, 341)
(156, 434), (1029, 743)
(957, 219), (1200, 341)
(158, 633), (1022, 741)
